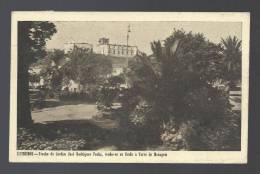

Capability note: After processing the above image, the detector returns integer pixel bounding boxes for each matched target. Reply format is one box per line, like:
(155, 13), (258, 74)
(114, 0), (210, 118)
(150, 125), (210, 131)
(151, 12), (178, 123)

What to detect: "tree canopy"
(62, 47), (112, 87)
(122, 29), (238, 149)
(18, 22), (57, 65)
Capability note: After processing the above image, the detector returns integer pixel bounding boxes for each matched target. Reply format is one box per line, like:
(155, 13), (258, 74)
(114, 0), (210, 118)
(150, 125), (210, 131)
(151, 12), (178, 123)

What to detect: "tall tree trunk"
(16, 21), (57, 127)
(17, 55), (33, 127)
(17, 22), (33, 127)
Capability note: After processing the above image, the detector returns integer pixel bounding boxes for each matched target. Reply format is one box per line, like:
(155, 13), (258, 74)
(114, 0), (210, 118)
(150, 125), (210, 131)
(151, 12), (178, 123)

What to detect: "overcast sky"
(46, 21), (242, 55)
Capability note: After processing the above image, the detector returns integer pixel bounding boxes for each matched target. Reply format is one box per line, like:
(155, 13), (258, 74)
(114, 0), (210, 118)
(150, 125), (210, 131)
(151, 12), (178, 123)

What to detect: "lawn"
(18, 102), (141, 150)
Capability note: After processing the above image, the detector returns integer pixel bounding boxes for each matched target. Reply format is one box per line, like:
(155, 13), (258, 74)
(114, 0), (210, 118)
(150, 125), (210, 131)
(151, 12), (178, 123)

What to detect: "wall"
(64, 43), (93, 54)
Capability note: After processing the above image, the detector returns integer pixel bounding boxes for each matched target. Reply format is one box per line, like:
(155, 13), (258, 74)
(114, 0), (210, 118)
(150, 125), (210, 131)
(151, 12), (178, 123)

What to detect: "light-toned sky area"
(46, 21), (242, 55)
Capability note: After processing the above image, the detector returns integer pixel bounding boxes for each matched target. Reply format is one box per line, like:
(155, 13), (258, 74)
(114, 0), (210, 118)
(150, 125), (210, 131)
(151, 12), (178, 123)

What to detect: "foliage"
(108, 75), (124, 87)
(129, 99), (152, 127)
(220, 36), (242, 88)
(31, 49), (65, 95)
(17, 120), (114, 150)
(48, 49), (65, 65)
(18, 22), (57, 64)
(28, 72), (40, 83)
(97, 75), (125, 109)
(122, 29), (239, 150)
(42, 50), (65, 93)
(62, 47), (112, 87)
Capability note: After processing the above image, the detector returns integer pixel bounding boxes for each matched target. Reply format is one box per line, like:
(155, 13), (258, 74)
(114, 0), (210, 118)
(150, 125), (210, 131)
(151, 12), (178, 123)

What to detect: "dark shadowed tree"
(123, 29), (235, 149)
(18, 21), (56, 127)
(37, 49), (65, 93)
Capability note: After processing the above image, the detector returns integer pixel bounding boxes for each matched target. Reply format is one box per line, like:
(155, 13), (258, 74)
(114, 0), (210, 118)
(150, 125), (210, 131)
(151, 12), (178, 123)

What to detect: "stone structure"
(64, 42), (93, 54)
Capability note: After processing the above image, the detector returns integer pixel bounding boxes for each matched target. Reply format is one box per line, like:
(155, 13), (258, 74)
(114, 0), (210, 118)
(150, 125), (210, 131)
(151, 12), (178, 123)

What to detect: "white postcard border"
(9, 12), (250, 163)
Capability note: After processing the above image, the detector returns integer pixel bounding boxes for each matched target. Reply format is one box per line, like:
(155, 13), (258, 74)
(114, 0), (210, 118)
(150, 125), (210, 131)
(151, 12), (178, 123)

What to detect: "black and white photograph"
(9, 12), (249, 163)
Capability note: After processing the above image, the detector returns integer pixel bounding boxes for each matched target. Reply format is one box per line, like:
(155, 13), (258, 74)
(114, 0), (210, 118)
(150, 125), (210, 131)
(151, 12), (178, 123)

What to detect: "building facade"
(94, 38), (138, 58)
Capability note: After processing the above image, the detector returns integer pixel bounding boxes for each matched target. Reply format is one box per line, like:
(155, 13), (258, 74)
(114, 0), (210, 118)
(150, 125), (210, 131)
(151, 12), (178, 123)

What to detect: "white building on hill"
(94, 38), (138, 58)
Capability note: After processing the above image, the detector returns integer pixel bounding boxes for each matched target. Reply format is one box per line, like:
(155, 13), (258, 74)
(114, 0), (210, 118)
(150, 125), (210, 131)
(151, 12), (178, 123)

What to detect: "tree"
(153, 30), (225, 122)
(18, 22), (56, 127)
(48, 49), (65, 65)
(62, 47), (112, 88)
(37, 49), (65, 94)
(220, 36), (242, 88)
(123, 29), (234, 149)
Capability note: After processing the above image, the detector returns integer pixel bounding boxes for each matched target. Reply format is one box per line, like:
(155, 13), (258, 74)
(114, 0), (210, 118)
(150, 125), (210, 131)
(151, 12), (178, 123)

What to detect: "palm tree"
(220, 36), (242, 88)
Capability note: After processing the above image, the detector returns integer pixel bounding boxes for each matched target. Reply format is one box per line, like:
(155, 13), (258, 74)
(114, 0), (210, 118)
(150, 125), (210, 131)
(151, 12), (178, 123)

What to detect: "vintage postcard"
(9, 12), (250, 163)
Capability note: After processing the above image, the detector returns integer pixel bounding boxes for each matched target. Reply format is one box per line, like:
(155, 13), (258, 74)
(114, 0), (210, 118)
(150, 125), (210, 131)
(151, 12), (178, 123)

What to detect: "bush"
(96, 87), (118, 108)
(129, 99), (151, 127)
(96, 76), (125, 110)
(160, 110), (241, 151)
(160, 120), (191, 150)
